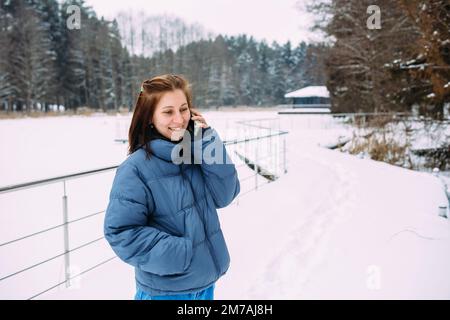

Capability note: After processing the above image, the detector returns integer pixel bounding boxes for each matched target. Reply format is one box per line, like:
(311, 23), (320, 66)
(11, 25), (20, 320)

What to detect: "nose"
(172, 110), (184, 125)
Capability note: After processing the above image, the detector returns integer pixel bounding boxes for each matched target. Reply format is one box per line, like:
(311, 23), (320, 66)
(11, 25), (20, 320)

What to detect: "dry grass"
(0, 110), (75, 119)
(0, 107), (132, 119)
(352, 113), (397, 129)
(347, 132), (412, 168)
(346, 115), (450, 171)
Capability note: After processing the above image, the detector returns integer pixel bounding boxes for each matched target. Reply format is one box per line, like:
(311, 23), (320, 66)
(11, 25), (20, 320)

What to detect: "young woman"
(104, 74), (240, 300)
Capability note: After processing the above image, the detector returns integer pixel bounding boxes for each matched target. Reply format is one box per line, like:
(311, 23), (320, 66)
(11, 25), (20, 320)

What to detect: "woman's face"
(152, 89), (191, 141)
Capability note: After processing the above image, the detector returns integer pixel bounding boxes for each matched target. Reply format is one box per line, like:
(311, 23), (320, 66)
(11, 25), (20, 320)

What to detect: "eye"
(163, 110), (172, 114)
(181, 108), (188, 112)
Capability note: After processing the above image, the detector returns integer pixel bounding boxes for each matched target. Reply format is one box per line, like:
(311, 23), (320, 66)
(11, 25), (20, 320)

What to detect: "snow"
(218, 147), (450, 299)
(0, 111), (449, 300)
(0, 115), (128, 186)
(284, 86), (330, 98)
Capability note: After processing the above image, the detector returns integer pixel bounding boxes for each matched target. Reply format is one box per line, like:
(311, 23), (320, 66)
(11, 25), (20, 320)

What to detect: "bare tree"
(315, 0), (420, 112)
(115, 11), (214, 57)
(397, 0), (450, 113)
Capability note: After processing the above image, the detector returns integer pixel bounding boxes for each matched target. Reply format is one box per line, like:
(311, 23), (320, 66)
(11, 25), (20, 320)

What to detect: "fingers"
(190, 108), (209, 128)
(191, 115), (204, 121)
(190, 108), (200, 116)
(191, 116), (209, 128)
(193, 119), (208, 128)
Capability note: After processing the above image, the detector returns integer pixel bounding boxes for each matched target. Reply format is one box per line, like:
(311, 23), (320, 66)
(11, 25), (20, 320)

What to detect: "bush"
(343, 115), (448, 171)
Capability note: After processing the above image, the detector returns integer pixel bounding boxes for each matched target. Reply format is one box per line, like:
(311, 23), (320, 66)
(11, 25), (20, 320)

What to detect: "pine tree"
(110, 20), (125, 110)
(206, 64), (221, 107)
(9, 0), (57, 111)
(100, 40), (115, 111)
(120, 48), (136, 111)
(0, 6), (13, 109)
(290, 42), (309, 90)
(255, 41), (273, 105)
(60, 0), (86, 110)
(270, 42), (288, 104)
(220, 64), (237, 106)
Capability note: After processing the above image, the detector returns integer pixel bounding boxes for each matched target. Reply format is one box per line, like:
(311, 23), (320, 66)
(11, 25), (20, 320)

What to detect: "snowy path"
(216, 143), (450, 299)
(215, 145), (358, 299)
(246, 149), (358, 299)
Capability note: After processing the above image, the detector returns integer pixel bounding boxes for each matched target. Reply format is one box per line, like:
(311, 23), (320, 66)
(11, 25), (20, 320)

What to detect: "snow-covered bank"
(339, 118), (450, 172)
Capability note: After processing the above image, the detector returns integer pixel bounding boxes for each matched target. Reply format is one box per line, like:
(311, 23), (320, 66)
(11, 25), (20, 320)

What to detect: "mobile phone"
(194, 120), (201, 136)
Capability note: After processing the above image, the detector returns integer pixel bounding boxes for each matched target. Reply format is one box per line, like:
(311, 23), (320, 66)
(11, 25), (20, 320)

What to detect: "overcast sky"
(84, 0), (316, 45)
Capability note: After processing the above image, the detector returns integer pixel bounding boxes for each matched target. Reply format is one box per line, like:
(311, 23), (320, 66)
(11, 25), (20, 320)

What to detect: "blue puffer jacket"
(104, 127), (240, 296)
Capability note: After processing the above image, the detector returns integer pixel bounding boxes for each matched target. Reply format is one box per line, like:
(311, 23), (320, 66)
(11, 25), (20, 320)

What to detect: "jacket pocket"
(147, 240), (217, 292)
(209, 229), (230, 275)
(152, 208), (187, 237)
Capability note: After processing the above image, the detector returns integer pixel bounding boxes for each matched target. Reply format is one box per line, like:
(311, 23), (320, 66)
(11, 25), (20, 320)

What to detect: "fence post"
(277, 119), (281, 175)
(283, 136), (287, 174)
(234, 139), (239, 206)
(62, 180), (71, 287)
(268, 124), (272, 172)
(255, 136), (258, 190)
(244, 125), (248, 160)
(433, 168), (449, 218)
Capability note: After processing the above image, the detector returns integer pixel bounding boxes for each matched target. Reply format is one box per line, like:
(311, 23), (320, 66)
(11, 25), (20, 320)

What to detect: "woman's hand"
(190, 108), (209, 129)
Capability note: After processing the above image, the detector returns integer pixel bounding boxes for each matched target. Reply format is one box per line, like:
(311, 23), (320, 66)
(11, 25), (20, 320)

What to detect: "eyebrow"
(162, 103), (188, 109)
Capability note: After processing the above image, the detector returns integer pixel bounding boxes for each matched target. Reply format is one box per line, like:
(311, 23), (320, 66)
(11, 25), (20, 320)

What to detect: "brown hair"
(128, 74), (193, 159)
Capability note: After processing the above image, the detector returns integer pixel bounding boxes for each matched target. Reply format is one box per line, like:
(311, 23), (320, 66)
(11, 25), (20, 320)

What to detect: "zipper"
(181, 165), (220, 278)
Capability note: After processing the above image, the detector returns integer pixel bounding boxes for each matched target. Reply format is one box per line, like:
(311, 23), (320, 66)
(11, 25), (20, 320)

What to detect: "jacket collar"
(145, 125), (186, 162)
(146, 125), (208, 163)
(149, 138), (180, 162)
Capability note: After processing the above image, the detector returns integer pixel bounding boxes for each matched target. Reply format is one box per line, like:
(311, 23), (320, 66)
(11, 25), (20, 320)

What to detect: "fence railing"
(0, 166), (118, 299)
(0, 119), (288, 299)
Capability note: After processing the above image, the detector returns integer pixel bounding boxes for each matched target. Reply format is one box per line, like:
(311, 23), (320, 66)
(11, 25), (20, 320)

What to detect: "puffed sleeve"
(104, 163), (193, 276)
(194, 127), (240, 208)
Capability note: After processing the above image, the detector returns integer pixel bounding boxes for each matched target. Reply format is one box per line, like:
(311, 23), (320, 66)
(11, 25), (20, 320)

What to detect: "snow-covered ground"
(0, 111), (448, 299)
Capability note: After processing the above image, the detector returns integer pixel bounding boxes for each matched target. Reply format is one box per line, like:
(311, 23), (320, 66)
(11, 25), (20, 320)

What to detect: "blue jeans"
(134, 283), (215, 300)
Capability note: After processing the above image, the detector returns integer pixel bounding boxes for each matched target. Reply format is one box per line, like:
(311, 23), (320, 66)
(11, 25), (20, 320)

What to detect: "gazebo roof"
(284, 86), (330, 98)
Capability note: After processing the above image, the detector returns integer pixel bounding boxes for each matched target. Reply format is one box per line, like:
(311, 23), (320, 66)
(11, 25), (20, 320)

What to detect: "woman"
(104, 74), (240, 300)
